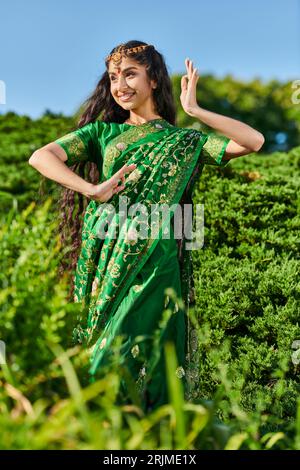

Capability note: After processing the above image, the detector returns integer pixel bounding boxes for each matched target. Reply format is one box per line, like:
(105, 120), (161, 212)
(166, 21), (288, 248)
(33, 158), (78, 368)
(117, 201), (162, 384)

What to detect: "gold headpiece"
(105, 44), (154, 64)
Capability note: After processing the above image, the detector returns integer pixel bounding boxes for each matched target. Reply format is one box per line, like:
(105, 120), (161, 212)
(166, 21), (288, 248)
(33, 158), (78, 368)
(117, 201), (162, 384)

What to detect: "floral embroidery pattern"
(55, 132), (89, 166)
(126, 168), (142, 183)
(201, 132), (230, 167)
(91, 276), (100, 295)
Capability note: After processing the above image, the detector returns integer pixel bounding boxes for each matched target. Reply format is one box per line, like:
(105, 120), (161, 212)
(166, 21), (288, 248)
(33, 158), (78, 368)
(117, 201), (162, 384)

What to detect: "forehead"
(108, 57), (141, 74)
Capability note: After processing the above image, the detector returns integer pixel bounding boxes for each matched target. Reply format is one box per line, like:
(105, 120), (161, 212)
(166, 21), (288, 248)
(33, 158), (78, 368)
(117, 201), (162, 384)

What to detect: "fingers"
(193, 67), (199, 81)
(123, 163), (137, 172)
(185, 58), (192, 78)
(110, 163), (136, 184)
(107, 162), (137, 196)
(183, 60), (199, 92)
(113, 184), (125, 194)
(181, 75), (188, 90)
(114, 163), (136, 178)
(185, 58), (199, 80)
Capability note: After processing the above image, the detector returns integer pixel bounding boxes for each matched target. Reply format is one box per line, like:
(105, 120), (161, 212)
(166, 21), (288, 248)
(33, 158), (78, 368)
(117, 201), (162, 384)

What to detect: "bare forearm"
(28, 150), (94, 197)
(190, 105), (264, 151)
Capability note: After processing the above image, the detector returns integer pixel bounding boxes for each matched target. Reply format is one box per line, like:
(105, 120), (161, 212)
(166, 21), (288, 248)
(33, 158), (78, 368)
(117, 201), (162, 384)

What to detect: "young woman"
(28, 40), (264, 412)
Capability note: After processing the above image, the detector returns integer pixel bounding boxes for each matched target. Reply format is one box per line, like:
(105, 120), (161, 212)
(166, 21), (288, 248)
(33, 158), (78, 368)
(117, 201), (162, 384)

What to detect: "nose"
(115, 75), (130, 92)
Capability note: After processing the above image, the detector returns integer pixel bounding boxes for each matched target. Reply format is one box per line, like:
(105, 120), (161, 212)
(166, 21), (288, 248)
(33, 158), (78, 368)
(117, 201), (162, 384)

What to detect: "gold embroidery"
(102, 119), (173, 179)
(201, 132), (229, 166)
(116, 142), (127, 151)
(126, 168), (142, 183)
(103, 141), (128, 177)
(168, 163), (177, 176)
(109, 264), (120, 278)
(132, 284), (143, 292)
(55, 133), (88, 165)
(91, 276), (100, 294)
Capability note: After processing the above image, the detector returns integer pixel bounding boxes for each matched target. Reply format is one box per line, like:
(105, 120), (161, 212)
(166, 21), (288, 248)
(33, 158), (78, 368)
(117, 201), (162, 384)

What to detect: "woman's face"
(108, 57), (157, 111)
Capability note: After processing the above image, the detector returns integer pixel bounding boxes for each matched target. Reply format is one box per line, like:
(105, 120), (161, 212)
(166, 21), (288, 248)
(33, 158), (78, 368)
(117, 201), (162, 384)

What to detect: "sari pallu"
(73, 124), (206, 393)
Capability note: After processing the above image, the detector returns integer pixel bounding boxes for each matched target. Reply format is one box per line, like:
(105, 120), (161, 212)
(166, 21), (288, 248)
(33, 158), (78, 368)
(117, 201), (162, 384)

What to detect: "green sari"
(55, 118), (230, 410)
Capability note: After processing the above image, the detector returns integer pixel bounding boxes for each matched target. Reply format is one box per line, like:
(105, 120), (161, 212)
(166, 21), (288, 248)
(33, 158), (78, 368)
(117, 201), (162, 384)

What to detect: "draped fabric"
(55, 118), (230, 410)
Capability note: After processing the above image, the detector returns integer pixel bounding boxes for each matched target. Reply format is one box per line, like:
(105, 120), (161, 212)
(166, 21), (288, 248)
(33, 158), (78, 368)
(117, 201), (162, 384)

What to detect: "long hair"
(57, 40), (177, 298)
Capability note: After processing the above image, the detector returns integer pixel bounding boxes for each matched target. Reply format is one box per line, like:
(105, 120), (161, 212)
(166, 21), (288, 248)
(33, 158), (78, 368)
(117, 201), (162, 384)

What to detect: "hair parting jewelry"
(105, 44), (155, 64)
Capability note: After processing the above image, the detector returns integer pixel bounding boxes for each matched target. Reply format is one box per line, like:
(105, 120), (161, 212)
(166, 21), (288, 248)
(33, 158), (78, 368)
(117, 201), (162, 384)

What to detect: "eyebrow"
(108, 66), (138, 76)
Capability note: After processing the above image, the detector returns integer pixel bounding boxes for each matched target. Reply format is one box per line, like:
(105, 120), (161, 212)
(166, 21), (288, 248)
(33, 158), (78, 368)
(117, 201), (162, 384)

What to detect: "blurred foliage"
(0, 74), (300, 448)
(172, 74), (300, 152)
(190, 145), (300, 433)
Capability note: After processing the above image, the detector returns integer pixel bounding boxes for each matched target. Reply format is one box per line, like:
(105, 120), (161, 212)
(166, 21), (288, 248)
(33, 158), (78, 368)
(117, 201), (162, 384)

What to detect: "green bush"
(190, 145), (300, 431)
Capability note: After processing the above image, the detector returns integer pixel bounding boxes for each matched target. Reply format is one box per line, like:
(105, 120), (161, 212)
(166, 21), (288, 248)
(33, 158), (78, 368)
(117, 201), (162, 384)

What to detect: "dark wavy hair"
(56, 40), (177, 298)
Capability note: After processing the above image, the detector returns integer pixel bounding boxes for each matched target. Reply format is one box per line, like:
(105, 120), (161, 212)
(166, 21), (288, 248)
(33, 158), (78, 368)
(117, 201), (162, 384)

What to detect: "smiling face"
(108, 56), (158, 114)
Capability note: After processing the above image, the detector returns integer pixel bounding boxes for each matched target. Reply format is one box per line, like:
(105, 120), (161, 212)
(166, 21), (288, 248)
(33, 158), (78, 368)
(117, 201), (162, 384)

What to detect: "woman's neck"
(124, 114), (162, 126)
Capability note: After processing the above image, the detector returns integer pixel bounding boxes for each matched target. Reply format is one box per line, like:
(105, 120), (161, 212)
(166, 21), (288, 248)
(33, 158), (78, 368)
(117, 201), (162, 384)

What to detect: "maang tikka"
(105, 44), (154, 65)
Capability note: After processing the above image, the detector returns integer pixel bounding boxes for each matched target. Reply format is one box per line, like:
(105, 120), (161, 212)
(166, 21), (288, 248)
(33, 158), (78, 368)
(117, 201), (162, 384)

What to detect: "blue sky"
(0, 0), (299, 118)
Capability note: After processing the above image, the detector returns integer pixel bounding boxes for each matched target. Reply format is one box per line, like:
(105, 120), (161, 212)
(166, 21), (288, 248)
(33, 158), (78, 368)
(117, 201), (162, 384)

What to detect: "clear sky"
(0, 0), (299, 118)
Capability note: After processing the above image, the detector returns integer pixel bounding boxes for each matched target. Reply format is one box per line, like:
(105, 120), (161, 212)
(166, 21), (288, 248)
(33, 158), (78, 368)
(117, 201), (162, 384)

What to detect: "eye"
(110, 72), (135, 81)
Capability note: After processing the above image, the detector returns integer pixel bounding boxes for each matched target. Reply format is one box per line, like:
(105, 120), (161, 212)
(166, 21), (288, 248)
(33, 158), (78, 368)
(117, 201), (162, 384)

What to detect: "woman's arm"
(28, 143), (95, 197)
(28, 143), (137, 202)
(180, 58), (265, 159)
(190, 106), (265, 158)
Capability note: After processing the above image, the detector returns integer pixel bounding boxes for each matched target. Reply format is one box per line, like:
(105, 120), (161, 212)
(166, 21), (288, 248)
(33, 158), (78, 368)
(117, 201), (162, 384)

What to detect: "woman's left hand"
(180, 58), (200, 117)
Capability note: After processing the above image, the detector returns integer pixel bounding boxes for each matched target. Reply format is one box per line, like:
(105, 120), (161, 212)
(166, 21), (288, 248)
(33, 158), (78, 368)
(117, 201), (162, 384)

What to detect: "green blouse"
(55, 119), (230, 173)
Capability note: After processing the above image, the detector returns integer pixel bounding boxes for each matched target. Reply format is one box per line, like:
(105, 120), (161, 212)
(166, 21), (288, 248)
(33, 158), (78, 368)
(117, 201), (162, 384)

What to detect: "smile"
(119, 93), (135, 101)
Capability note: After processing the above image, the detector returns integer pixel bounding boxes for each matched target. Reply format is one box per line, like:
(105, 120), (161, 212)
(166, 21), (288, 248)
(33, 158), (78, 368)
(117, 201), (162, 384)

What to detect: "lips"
(119, 93), (135, 102)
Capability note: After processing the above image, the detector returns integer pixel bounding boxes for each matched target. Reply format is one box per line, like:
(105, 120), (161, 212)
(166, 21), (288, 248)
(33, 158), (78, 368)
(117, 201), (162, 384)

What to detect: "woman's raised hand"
(88, 163), (137, 202)
(180, 58), (200, 117)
